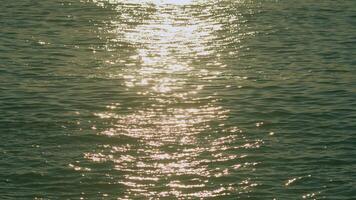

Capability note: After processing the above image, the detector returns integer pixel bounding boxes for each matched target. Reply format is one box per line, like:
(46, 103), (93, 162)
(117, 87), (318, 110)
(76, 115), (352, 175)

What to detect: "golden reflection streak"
(97, 0), (195, 5)
(83, 0), (259, 198)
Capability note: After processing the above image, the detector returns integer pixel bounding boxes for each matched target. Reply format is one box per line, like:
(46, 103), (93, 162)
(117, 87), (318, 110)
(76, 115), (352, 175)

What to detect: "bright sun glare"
(130, 0), (194, 5)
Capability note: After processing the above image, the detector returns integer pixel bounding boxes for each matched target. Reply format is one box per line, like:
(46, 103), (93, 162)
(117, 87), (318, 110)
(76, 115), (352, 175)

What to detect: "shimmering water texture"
(1, 0), (356, 199)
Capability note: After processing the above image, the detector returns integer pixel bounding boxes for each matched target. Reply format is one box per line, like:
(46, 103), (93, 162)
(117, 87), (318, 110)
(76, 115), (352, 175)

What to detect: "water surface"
(1, 0), (356, 199)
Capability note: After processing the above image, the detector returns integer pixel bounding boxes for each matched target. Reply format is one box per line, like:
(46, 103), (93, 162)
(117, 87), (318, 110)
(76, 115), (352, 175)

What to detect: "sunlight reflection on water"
(1, 0), (354, 198)
(83, 0), (259, 198)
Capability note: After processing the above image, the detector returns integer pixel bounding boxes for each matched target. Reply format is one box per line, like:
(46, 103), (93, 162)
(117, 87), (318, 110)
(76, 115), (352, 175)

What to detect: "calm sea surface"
(1, 0), (356, 199)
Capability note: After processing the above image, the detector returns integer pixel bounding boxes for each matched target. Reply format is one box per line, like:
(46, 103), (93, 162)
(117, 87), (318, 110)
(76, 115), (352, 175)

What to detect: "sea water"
(1, 0), (355, 199)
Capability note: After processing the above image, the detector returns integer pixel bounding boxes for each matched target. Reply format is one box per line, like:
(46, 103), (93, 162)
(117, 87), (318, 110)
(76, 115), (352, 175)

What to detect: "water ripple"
(1, 0), (355, 199)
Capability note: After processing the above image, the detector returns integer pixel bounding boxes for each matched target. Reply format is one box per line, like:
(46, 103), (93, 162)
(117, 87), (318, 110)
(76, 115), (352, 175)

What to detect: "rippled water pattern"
(1, 0), (356, 199)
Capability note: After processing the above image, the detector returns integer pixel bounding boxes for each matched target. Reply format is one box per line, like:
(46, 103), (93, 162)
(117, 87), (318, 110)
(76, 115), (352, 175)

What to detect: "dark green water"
(1, 0), (356, 199)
